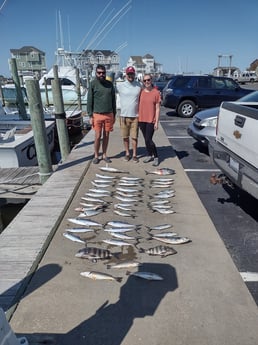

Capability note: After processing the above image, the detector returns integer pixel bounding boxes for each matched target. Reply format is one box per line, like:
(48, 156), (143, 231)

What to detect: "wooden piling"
(9, 58), (28, 119)
(75, 67), (82, 109)
(25, 79), (53, 184)
(51, 65), (70, 162)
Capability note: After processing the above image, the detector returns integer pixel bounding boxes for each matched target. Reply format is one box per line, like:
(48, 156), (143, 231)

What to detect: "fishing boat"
(0, 119), (55, 168)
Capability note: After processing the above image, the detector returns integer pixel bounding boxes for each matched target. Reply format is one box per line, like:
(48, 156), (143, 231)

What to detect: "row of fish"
(64, 166), (191, 282)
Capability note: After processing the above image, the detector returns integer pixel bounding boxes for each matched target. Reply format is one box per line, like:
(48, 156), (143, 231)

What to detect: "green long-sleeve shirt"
(87, 78), (116, 118)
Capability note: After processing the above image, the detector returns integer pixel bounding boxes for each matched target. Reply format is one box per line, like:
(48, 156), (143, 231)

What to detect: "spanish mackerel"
(145, 168), (175, 176)
(80, 271), (122, 282)
(67, 218), (102, 227)
(126, 271), (163, 281)
(99, 166), (129, 173)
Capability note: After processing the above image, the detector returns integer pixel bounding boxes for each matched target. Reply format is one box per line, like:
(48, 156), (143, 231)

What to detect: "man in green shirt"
(87, 64), (116, 164)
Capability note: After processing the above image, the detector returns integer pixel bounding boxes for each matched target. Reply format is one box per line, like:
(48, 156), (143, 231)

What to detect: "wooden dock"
(0, 167), (41, 199)
(0, 130), (94, 319)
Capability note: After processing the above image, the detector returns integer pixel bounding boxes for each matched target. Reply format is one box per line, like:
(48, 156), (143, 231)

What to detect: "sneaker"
(93, 157), (100, 164)
(152, 158), (159, 166)
(103, 157), (112, 163)
(143, 156), (153, 163)
(124, 155), (130, 162)
(132, 156), (139, 163)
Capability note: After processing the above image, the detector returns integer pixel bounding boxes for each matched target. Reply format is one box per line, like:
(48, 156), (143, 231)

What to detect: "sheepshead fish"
(107, 260), (141, 269)
(75, 247), (112, 262)
(139, 245), (177, 257)
(126, 271), (163, 281)
(80, 271), (122, 282)
(145, 168), (175, 176)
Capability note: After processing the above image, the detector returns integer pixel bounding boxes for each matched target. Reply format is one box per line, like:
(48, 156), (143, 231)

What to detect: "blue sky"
(0, 0), (258, 77)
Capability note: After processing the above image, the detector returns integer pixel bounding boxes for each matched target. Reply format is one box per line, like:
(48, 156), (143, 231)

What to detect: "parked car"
(162, 74), (254, 117)
(187, 90), (258, 147)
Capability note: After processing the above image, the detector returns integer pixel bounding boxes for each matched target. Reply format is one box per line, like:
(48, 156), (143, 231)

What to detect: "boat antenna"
(0, 0), (8, 13)
(67, 15), (71, 51)
(76, 0), (112, 52)
(86, 0), (131, 51)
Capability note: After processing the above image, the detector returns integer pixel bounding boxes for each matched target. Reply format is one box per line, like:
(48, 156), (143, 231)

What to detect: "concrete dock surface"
(4, 119), (258, 345)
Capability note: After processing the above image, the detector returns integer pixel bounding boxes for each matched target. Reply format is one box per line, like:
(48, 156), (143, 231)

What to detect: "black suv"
(162, 75), (253, 117)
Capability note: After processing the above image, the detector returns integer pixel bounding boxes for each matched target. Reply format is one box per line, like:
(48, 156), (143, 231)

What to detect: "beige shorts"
(119, 116), (139, 139)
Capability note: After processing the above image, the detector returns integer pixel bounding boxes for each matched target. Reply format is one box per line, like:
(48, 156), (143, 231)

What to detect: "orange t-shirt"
(138, 88), (161, 123)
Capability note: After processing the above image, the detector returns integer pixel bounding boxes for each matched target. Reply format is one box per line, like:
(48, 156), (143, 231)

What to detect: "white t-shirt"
(116, 80), (142, 117)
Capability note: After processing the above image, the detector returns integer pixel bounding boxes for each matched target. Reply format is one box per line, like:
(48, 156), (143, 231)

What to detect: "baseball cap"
(126, 66), (135, 74)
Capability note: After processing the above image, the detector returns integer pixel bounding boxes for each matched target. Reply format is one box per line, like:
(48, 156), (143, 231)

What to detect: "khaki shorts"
(119, 116), (139, 139)
(92, 113), (114, 132)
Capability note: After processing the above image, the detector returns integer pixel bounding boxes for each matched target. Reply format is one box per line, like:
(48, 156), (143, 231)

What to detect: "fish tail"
(116, 277), (123, 283)
(106, 265), (111, 269)
(138, 248), (145, 253)
(144, 170), (149, 175)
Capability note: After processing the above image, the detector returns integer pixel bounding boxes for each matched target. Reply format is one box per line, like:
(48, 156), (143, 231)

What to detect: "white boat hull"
(0, 121), (55, 168)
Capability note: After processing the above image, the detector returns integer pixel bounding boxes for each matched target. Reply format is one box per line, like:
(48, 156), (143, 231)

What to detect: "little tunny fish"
(96, 173), (117, 180)
(139, 245), (177, 257)
(75, 247), (112, 262)
(80, 271), (122, 282)
(113, 210), (135, 218)
(151, 208), (175, 215)
(126, 271), (163, 281)
(63, 232), (85, 244)
(107, 260), (141, 269)
(150, 232), (178, 238)
(120, 176), (143, 182)
(102, 239), (135, 247)
(66, 228), (96, 233)
(78, 209), (104, 217)
(145, 168), (175, 176)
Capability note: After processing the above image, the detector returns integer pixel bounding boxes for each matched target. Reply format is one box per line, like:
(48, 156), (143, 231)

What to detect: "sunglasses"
(143, 78), (151, 82)
(127, 73), (135, 76)
(96, 71), (106, 75)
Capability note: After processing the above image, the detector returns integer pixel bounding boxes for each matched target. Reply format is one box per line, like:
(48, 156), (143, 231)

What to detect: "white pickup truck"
(209, 100), (258, 199)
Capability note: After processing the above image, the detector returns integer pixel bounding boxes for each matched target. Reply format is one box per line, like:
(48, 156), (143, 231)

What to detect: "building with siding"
(126, 54), (163, 78)
(10, 46), (47, 78)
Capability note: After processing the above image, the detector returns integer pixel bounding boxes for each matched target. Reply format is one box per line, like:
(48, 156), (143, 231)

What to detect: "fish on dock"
(78, 209), (105, 217)
(146, 223), (173, 231)
(139, 245), (177, 257)
(151, 207), (175, 214)
(67, 218), (102, 227)
(102, 238), (135, 247)
(80, 271), (122, 282)
(66, 228), (96, 233)
(107, 260), (141, 269)
(106, 221), (139, 229)
(99, 166), (129, 173)
(63, 232), (85, 244)
(113, 209), (135, 218)
(96, 173), (117, 180)
(75, 247), (112, 262)
(149, 236), (191, 245)
(126, 271), (163, 281)
(145, 168), (175, 176)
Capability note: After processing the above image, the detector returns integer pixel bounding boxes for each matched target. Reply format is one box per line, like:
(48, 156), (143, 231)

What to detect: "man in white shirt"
(116, 66), (142, 163)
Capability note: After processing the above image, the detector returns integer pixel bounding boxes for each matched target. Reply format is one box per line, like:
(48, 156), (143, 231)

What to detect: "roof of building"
(10, 46), (45, 55)
(83, 49), (118, 56)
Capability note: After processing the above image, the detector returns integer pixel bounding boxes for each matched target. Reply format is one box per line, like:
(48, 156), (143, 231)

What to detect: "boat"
(0, 119), (55, 168)
(38, 65), (88, 109)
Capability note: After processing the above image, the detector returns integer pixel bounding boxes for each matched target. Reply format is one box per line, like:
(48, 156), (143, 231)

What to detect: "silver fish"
(68, 218), (102, 227)
(150, 184), (174, 188)
(63, 232), (85, 244)
(104, 227), (135, 233)
(151, 193), (175, 199)
(114, 195), (141, 203)
(148, 204), (172, 209)
(80, 271), (122, 282)
(114, 210), (135, 218)
(78, 209), (104, 217)
(107, 260), (141, 269)
(150, 236), (191, 245)
(115, 190), (141, 197)
(66, 228), (96, 233)
(100, 166), (128, 173)
(75, 205), (105, 212)
(150, 232), (178, 238)
(96, 173), (117, 180)
(114, 204), (135, 211)
(139, 245), (177, 257)
(88, 188), (112, 195)
(149, 200), (171, 205)
(106, 220), (139, 229)
(120, 176), (143, 181)
(93, 179), (114, 184)
(126, 271), (163, 281)
(91, 181), (112, 188)
(151, 178), (174, 183)
(116, 187), (141, 193)
(85, 192), (111, 198)
(145, 168), (175, 176)
(118, 181), (142, 187)
(146, 224), (173, 230)
(102, 239), (134, 247)
(109, 232), (139, 240)
(75, 247), (112, 261)
(151, 208), (175, 214)
(81, 196), (109, 204)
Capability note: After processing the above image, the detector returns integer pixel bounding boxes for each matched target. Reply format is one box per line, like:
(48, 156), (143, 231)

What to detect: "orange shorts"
(92, 113), (114, 132)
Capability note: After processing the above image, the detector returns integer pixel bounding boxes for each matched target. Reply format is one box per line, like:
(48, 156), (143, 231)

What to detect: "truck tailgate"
(216, 102), (258, 169)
